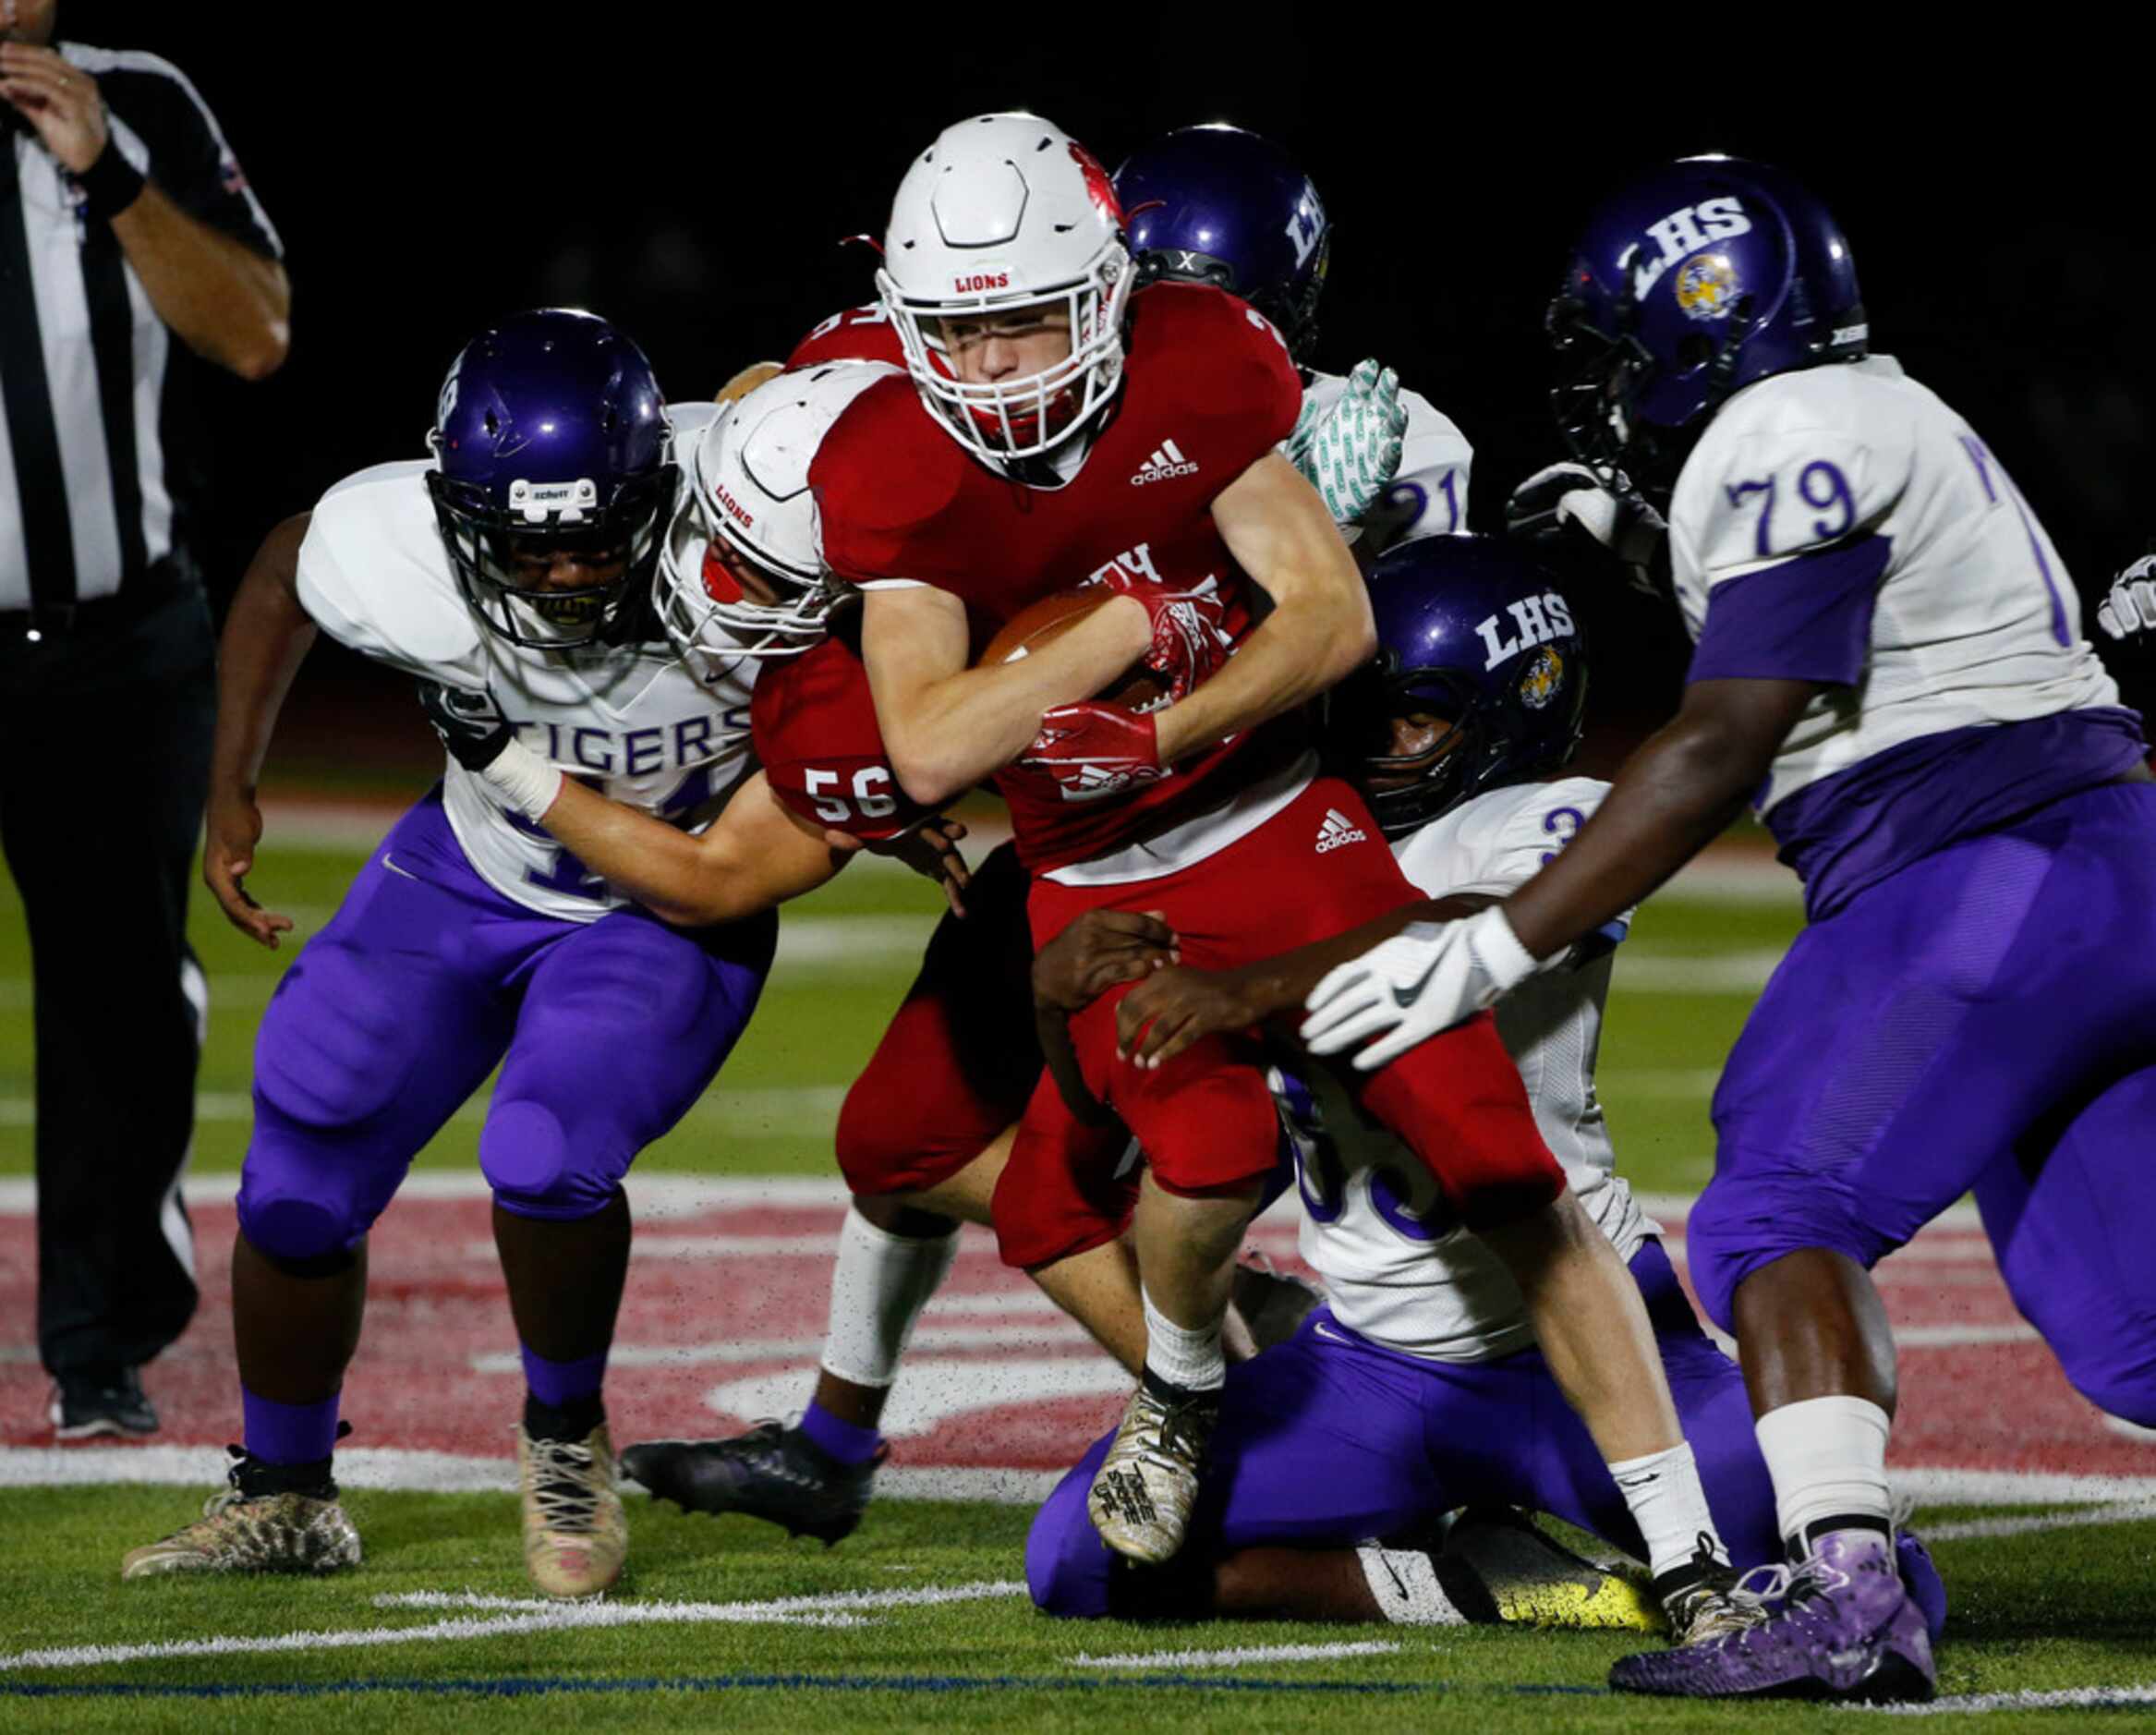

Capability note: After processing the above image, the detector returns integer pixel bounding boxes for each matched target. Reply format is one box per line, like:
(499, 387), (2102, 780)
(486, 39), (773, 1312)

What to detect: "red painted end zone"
(0, 1183), (2149, 1481)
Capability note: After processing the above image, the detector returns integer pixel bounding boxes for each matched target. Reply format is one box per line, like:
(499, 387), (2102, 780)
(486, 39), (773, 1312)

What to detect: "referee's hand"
(204, 792), (294, 951)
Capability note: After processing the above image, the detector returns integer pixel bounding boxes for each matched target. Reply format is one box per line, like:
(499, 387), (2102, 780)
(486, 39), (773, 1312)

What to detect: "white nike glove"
(1507, 461), (1667, 593)
(1301, 905), (1538, 1072)
(1287, 358), (1409, 527)
(2097, 554), (2156, 643)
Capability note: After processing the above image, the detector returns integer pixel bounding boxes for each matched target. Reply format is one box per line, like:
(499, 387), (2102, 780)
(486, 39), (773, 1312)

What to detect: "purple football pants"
(1027, 1243), (1781, 1617)
(1689, 782), (2156, 1424)
(236, 790), (774, 1262)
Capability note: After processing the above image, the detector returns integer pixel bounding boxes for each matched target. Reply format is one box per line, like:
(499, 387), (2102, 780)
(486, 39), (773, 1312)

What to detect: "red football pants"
(996, 776), (1562, 1268)
(833, 843), (1042, 1196)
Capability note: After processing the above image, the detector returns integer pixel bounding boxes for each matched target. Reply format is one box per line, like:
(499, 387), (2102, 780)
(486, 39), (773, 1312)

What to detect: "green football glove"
(1286, 358), (1410, 527)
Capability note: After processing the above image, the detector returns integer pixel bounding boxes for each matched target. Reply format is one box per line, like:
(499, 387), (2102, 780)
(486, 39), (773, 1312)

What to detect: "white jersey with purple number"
(1666, 356), (2119, 816)
(296, 404), (761, 924)
(1282, 776), (1654, 1364)
(1300, 368), (1472, 543)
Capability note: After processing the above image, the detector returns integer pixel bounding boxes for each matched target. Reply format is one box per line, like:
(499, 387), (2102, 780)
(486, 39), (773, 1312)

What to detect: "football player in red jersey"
(804, 115), (1749, 1600)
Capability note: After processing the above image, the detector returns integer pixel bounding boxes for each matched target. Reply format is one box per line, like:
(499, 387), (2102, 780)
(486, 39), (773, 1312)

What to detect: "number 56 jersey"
(296, 405), (760, 923)
(1667, 356), (2142, 917)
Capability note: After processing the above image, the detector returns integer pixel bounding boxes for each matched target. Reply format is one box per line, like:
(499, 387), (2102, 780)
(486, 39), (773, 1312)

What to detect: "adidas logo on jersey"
(1132, 440), (1200, 485)
(1314, 807), (1368, 855)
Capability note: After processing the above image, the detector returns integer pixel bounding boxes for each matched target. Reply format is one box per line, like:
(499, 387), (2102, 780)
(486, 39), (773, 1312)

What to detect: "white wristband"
(1471, 904), (1539, 993)
(478, 735), (563, 822)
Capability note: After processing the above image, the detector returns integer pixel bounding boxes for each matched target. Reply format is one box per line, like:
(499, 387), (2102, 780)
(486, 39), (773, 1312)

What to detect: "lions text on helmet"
(655, 361), (901, 679)
(877, 113), (1133, 463)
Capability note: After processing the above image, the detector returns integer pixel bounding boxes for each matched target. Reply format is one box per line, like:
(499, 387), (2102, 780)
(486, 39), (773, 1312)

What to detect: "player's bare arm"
(1118, 892), (1497, 1069)
(1502, 676), (1819, 961)
(0, 42), (289, 379)
(1153, 452), (1375, 765)
(203, 512), (316, 949)
(862, 583), (1151, 806)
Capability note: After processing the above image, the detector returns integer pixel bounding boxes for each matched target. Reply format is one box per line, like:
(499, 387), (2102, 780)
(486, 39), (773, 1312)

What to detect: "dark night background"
(96, 12), (2156, 770)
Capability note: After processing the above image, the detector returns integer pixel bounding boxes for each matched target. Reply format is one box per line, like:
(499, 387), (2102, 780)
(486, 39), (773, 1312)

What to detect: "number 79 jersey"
(1666, 355), (2122, 817)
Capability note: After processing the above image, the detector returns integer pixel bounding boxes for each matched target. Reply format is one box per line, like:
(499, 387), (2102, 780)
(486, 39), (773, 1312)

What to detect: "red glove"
(1096, 574), (1230, 702)
(1021, 702), (1165, 802)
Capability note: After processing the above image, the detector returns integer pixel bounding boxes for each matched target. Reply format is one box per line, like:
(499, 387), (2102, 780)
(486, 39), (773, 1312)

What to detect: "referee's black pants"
(0, 585), (213, 1379)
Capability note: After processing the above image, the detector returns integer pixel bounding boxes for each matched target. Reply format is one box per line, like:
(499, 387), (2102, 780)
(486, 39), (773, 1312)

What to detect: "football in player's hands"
(980, 587), (1175, 713)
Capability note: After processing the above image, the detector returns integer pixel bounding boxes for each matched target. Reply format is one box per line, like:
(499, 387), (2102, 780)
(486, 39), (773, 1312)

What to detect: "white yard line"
(1072, 1640), (1402, 1670)
(1863, 1683), (2156, 1716)
(1920, 1501), (2156, 1543)
(0, 1579), (1024, 1674)
(0, 1445), (1062, 1507)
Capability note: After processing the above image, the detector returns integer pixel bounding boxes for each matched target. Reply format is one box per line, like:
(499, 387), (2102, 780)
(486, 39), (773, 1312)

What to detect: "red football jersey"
(750, 632), (928, 843)
(786, 303), (905, 371)
(810, 284), (1305, 874)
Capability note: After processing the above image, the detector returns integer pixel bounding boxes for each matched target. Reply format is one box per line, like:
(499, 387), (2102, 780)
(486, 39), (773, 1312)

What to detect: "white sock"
(1356, 1545), (1469, 1626)
(817, 1205), (959, 1389)
(1606, 1440), (1727, 1583)
(1141, 1285), (1225, 1393)
(1754, 1395), (1893, 1553)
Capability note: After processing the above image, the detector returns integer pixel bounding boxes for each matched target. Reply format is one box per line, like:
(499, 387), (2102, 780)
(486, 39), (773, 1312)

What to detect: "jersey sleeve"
(296, 469), (487, 685)
(1181, 289), (1304, 492)
(749, 639), (933, 842)
(1676, 412), (1910, 686)
(786, 304), (906, 370)
(84, 49), (283, 259)
(808, 378), (971, 590)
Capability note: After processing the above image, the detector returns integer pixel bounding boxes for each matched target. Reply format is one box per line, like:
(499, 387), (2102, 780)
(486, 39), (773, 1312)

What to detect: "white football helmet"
(656, 361), (900, 675)
(877, 113), (1133, 463)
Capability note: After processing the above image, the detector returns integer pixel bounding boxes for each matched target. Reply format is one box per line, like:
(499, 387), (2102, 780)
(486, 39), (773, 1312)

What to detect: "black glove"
(418, 679), (514, 771)
(1507, 461), (1669, 599)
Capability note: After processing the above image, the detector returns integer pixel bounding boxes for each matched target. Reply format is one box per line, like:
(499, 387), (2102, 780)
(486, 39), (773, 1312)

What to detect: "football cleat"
(1653, 1534), (1769, 1647)
(1610, 1528), (1936, 1702)
(120, 1448), (359, 1579)
(51, 1366), (158, 1440)
(621, 1420), (882, 1547)
(516, 1423), (627, 1599)
(1442, 1507), (1661, 1632)
(1229, 1254), (1324, 1354)
(1087, 1377), (1219, 1566)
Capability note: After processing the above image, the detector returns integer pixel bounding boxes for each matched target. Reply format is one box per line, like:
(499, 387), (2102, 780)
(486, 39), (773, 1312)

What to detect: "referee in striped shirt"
(2, 4), (287, 1438)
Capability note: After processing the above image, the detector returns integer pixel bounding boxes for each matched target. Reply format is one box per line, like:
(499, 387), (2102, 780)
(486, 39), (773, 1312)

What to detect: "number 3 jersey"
(295, 404), (760, 923)
(1281, 776), (1653, 1365)
(1667, 356), (2143, 918)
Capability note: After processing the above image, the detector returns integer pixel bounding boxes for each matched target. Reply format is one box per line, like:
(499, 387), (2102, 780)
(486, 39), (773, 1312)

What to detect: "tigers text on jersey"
(295, 405), (759, 923)
(811, 282), (1307, 879)
(1283, 776), (1653, 1365)
(1669, 357), (2141, 915)
(749, 629), (930, 843)
(1301, 369), (1472, 544)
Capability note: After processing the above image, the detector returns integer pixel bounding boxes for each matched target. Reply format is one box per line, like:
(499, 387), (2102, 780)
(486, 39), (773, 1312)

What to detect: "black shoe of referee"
(50, 1366), (159, 1440)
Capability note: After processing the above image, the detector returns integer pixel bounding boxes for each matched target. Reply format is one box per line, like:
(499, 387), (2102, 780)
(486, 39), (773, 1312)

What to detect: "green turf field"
(2, 1489), (2153, 1729)
(9, 826), (2156, 1728)
(0, 821), (1790, 1193)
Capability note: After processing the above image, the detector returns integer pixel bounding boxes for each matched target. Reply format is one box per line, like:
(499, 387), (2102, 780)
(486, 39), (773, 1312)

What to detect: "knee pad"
(481, 1098), (616, 1220)
(235, 1179), (359, 1271)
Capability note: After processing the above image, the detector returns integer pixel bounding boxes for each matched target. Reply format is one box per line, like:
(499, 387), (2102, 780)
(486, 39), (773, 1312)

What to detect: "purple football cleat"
(1609, 1529), (1936, 1703)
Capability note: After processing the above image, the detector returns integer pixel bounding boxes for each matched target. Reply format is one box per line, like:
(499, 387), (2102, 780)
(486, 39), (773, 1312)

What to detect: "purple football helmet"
(426, 308), (677, 649)
(1334, 534), (1589, 837)
(1549, 156), (1867, 489)
(1113, 125), (1330, 362)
